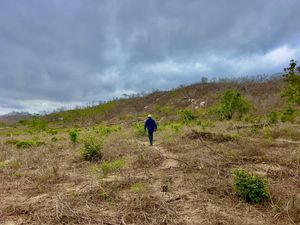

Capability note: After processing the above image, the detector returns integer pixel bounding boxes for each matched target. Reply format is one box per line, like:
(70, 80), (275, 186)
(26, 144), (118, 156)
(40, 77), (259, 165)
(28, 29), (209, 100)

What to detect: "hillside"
(0, 112), (32, 125)
(1, 77), (300, 225)
(44, 77), (285, 127)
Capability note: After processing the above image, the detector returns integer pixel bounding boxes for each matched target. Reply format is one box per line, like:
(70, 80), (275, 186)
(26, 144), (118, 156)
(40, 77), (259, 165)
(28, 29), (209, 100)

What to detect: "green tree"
(282, 59), (300, 104)
(217, 90), (250, 120)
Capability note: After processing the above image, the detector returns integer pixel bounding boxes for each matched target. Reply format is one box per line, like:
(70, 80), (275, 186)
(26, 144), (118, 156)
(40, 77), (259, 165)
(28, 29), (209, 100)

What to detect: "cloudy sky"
(0, 0), (300, 114)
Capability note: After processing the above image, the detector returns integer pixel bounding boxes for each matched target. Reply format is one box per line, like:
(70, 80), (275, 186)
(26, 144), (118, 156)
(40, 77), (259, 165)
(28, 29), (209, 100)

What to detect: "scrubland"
(0, 77), (300, 225)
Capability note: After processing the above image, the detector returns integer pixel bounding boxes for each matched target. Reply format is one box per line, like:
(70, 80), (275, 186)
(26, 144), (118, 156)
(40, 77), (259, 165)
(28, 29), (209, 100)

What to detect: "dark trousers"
(148, 131), (154, 145)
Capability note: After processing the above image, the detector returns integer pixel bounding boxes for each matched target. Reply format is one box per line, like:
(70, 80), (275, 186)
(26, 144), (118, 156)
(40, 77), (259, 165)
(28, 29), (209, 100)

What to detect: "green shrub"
(232, 169), (269, 203)
(47, 129), (58, 135)
(281, 59), (300, 104)
(280, 106), (295, 122)
(81, 136), (103, 161)
(178, 109), (196, 123)
(69, 129), (79, 143)
(217, 90), (250, 120)
(133, 123), (145, 137)
(268, 111), (278, 124)
(100, 158), (126, 176)
(15, 140), (46, 149)
(16, 140), (35, 149)
(28, 117), (48, 131)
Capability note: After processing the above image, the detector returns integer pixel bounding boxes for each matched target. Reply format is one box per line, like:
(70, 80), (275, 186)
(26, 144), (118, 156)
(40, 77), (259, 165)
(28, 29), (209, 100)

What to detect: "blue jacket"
(144, 118), (157, 133)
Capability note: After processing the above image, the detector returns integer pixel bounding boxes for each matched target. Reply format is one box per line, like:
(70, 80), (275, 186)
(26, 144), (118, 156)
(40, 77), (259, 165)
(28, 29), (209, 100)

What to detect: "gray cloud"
(0, 0), (300, 114)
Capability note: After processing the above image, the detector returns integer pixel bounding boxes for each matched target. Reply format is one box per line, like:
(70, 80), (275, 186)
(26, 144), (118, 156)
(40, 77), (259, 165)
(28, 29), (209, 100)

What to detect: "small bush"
(133, 123), (145, 137)
(28, 117), (48, 131)
(268, 111), (278, 124)
(16, 140), (35, 149)
(232, 169), (269, 203)
(15, 140), (46, 149)
(100, 158), (126, 176)
(81, 136), (103, 161)
(217, 90), (250, 120)
(47, 129), (58, 135)
(280, 106), (295, 123)
(281, 59), (300, 104)
(69, 129), (79, 143)
(178, 109), (196, 123)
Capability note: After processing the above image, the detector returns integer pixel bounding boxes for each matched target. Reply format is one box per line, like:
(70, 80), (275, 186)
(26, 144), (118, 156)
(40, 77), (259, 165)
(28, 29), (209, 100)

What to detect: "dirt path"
(142, 141), (180, 169)
(137, 140), (194, 217)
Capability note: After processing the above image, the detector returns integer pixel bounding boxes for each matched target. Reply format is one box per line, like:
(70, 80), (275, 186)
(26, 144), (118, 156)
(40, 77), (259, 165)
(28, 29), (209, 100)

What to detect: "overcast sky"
(0, 0), (300, 114)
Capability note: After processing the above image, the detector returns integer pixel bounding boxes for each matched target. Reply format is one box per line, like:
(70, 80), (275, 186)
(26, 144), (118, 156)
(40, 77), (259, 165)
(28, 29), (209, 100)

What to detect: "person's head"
(148, 114), (152, 118)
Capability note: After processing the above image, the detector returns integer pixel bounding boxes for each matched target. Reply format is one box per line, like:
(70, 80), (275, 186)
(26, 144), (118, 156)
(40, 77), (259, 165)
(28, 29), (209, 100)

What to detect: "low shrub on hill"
(69, 129), (79, 143)
(217, 90), (250, 120)
(28, 116), (48, 131)
(81, 136), (103, 161)
(232, 169), (269, 203)
(280, 106), (296, 123)
(16, 140), (46, 149)
(267, 111), (278, 124)
(133, 123), (145, 137)
(178, 109), (196, 124)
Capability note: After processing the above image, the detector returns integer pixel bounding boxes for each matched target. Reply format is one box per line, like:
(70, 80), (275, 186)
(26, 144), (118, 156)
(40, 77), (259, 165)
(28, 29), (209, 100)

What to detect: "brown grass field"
(0, 78), (300, 225)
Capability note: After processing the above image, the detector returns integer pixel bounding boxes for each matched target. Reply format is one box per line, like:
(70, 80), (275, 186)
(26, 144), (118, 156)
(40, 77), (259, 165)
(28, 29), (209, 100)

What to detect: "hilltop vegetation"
(1, 64), (300, 224)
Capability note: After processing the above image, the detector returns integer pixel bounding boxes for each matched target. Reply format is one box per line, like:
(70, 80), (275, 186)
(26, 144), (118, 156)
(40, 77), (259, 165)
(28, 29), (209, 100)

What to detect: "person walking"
(144, 114), (157, 146)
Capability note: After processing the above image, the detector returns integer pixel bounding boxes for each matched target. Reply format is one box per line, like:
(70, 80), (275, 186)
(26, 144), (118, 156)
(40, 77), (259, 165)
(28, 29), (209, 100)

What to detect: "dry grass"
(1, 117), (300, 225)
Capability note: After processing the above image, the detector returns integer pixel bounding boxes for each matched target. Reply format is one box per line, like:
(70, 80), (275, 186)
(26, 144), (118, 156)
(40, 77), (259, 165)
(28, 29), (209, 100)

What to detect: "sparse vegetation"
(1, 72), (299, 224)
